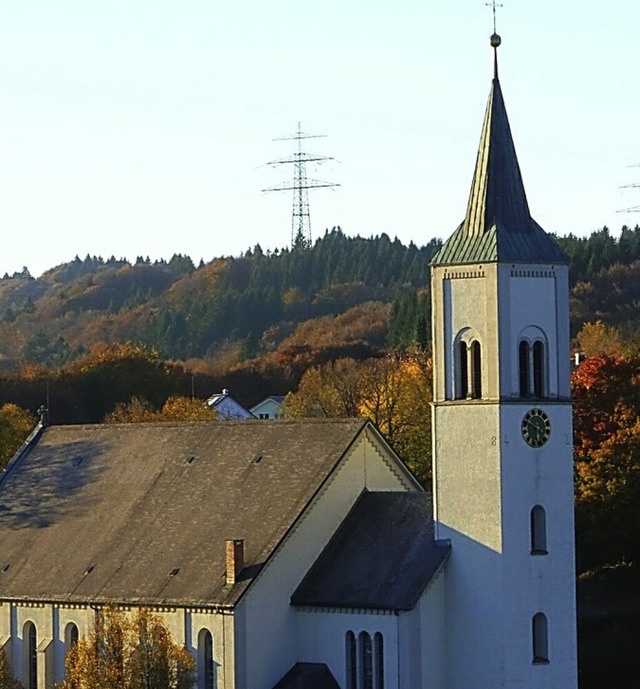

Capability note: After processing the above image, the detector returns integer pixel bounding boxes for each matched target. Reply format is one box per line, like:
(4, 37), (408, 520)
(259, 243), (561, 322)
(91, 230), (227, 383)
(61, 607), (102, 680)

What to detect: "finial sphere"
(490, 33), (502, 48)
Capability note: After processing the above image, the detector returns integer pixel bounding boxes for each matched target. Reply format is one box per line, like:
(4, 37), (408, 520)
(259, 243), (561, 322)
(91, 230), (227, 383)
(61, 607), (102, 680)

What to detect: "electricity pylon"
(262, 122), (339, 249)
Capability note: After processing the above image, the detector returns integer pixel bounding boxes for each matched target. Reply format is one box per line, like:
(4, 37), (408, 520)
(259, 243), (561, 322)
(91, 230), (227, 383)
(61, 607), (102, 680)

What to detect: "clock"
(521, 408), (551, 448)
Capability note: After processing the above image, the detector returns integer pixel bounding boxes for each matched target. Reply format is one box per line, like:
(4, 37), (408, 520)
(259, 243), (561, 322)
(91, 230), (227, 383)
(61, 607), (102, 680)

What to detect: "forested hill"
(0, 228), (440, 369)
(1, 224), (640, 372)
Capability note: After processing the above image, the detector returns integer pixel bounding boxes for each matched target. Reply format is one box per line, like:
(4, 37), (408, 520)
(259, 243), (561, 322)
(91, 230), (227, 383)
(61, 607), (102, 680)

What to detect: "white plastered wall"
(0, 602), (233, 689)
(236, 429), (416, 689)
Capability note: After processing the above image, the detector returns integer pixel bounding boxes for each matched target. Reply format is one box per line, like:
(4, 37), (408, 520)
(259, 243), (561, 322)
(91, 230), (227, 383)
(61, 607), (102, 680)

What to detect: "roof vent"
(222, 388), (229, 395)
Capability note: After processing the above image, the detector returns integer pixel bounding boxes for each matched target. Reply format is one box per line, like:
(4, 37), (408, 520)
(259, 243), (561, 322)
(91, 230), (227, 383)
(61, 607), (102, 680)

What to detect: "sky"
(0, 0), (638, 277)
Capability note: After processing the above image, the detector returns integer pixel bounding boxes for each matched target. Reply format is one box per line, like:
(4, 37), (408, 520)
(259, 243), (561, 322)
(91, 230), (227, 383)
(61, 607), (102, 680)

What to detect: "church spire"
(431, 31), (567, 266)
(462, 33), (532, 240)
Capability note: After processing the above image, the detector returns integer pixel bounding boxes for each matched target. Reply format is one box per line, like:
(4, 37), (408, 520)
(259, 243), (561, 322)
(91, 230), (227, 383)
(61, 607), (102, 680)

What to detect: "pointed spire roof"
(431, 37), (567, 266)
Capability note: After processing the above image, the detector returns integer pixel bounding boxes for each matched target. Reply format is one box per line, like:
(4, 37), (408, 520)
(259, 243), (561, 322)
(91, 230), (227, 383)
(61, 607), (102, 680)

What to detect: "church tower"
(430, 32), (578, 689)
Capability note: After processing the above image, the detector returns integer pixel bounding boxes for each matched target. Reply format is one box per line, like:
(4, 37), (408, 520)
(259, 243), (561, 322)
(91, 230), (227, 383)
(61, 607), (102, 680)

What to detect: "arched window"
(471, 341), (482, 399)
(531, 506), (547, 555)
(198, 629), (215, 689)
(64, 622), (79, 655)
(359, 632), (373, 689)
(519, 341), (530, 397)
(533, 341), (545, 397)
(458, 342), (468, 399)
(23, 621), (37, 689)
(346, 631), (384, 689)
(345, 631), (356, 689)
(519, 337), (547, 398)
(532, 613), (549, 664)
(374, 632), (384, 689)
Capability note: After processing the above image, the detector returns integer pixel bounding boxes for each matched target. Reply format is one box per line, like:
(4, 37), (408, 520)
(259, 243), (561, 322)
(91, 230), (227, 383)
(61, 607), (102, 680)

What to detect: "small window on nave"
(532, 613), (549, 664)
(530, 505), (547, 555)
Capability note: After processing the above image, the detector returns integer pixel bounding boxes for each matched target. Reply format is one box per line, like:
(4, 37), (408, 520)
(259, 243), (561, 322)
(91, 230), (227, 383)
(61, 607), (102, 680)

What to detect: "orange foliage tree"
(104, 396), (214, 424)
(573, 353), (640, 570)
(59, 607), (194, 689)
(285, 351), (432, 485)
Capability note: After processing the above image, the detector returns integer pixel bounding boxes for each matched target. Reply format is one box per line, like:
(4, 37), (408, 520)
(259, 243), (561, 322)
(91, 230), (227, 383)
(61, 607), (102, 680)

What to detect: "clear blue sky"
(0, 0), (637, 277)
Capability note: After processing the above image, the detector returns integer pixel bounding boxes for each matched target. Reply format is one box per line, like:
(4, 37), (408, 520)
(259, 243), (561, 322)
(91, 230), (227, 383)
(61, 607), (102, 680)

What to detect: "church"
(0, 31), (578, 689)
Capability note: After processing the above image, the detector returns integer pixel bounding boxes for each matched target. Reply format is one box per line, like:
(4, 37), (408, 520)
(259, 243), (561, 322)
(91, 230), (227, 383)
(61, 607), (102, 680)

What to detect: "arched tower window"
(471, 341), (482, 398)
(345, 631), (356, 689)
(374, 632), (384, 689)
(458, 342), (468, 399)
(530, 505), (547, 555)
(519, 341), (530, 397)
(532, 613), (549, 663)
(533, 341), (545, 397)
(23, 621), (37, 689)
(359, 632), (373, 689)
(456, 334), (482, 400)
(518, 335), (547, 399)
(198, 629), (215, 689)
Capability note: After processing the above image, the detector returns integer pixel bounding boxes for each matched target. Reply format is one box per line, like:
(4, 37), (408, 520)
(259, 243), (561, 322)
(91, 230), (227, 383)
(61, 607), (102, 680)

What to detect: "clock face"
(521, 408), (551, 448)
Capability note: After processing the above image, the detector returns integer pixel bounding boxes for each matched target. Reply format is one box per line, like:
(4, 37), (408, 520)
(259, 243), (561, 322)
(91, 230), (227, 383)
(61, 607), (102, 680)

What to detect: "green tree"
(59, 607), (195, 689)
(0, 403), (37, 470)
(0, 648), (23, 689)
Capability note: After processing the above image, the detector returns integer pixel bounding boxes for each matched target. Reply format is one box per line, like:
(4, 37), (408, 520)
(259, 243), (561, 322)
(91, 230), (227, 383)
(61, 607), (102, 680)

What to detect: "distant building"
(250, 395), (285, 420)
(205, 388), (254, 419)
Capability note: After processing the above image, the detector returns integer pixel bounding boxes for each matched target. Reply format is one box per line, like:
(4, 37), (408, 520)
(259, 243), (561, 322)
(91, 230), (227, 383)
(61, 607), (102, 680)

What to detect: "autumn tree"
(573, 354), (640, 571)
(104, 396), (214, 424)
(0, 648), (23, 689)
(0, 403), (37, 470)
(285, 351), (433, 485)
(358, 352), (432, 484)
(60, 607), (195, 689)
(574, 320), (627, 358)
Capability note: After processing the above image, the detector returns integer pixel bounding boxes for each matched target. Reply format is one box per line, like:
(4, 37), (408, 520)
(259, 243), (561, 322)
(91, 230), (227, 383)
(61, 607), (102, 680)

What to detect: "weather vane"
(486, 0), (503, 34)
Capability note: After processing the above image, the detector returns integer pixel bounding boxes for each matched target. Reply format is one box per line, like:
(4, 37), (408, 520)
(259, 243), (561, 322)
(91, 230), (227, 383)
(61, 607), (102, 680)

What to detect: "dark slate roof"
(271, 663), (340, 689)
(0, 419), (367, 607)
(431, 76), (567, 266)
(292, 491), (450, 611)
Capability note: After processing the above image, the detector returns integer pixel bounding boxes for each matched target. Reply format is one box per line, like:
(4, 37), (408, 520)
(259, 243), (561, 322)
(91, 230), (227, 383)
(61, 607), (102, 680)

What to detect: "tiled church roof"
(0, 419), (368, 607)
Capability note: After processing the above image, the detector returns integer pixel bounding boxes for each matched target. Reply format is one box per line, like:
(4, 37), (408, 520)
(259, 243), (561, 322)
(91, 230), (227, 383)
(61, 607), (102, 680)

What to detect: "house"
(0, 30), (577, 689)
(250, 396), (285, 420)
(205, 388), (254, 420)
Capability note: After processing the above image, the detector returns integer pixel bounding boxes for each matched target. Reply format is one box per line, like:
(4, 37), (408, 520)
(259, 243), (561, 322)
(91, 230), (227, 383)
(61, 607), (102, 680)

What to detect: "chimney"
(226, 539), (244, 585)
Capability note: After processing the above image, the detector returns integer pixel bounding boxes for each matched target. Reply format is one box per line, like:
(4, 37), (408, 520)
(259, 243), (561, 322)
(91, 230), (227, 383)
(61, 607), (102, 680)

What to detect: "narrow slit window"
(533, 341), (544, 397)
(519, 341), (530, 397)
(198, 629), (215, 689)
(532, 613), (549, 664)
(471, 341), (482, 399)
(360, 632), (373, 689)
(24, 621), (37, 689)
(346, 631), (356, 689)
(531, 505), (548, 555)
(374, 632), (384, 689)
(458, 342), (468, 399)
